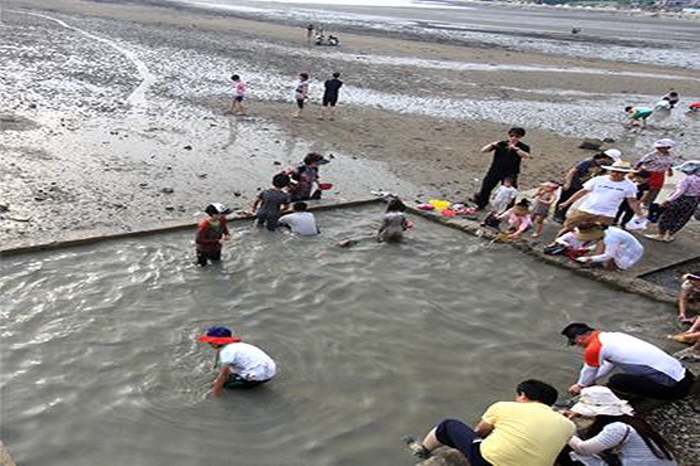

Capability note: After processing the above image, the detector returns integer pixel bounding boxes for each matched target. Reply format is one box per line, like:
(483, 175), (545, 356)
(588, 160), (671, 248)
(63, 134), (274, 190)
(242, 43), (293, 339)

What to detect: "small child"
(497, 198), (532, 239)
(228, 74), (247, 115)
(195, 203), (232, 266)
(278, 202), (319, 236)
(481, 177), (518, 229)
(530, 181), (560, 237)
(378, 198), (411, 243)
(253, 173), (291, 231)
(662, 89), (680, 109)
(625, 105), (653, 128)
(491, 177), (518, 214)
(293, 72), (310, 118)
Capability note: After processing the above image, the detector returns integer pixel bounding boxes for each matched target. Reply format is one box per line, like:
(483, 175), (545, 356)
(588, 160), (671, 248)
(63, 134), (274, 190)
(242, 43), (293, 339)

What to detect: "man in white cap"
(554, 150), (620, 223)
(557, 160), (645, 236)
(634, 139), (676, 207)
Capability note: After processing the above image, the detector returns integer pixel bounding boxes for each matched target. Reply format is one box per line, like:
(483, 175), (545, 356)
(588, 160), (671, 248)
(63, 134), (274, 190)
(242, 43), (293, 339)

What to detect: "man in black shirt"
(321, 72), (343, 121)
(473, 127), (530, 210)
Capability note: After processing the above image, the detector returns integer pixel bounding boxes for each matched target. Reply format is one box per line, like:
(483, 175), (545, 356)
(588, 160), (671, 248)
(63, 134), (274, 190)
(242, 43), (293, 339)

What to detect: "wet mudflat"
(2, 0), (700, 247)
(0, 206), (677, 465)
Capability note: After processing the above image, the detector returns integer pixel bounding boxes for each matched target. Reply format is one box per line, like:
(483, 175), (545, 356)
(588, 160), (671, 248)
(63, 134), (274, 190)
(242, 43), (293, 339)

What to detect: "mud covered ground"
(1, 0), (699, 249)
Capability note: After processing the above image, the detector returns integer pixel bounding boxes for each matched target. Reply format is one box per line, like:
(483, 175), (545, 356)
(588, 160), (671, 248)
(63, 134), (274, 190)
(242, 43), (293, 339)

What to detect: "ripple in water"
(0, 206), (673, 465)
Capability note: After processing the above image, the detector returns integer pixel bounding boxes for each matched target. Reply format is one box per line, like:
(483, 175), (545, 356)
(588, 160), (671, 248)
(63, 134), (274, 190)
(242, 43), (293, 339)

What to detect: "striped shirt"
(635, 151), (674, 172)
(570, 422), (677, 465)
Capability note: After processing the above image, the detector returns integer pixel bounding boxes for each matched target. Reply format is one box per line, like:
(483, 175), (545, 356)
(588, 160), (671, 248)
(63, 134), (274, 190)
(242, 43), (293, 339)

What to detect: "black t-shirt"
(487, 140), (530, 176)
(323, 78), (343, 98)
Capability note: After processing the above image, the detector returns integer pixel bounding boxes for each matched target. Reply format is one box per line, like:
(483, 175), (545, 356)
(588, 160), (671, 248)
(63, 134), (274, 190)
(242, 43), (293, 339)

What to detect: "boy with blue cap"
(199, 327), (277, 397)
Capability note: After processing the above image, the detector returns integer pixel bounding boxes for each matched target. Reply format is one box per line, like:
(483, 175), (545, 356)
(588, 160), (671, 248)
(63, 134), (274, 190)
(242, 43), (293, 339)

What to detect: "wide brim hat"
(570, 386), (635, 417)
(601, 160), (634, 173)
(540, 181), (561, 189)
(654, 138), (676, 149)
(674, 160), (700, 176)
(575, 226), (605, 242)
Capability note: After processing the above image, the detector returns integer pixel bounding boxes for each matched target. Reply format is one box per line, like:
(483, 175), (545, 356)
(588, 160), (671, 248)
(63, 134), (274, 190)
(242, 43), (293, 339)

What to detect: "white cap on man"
(603, 149), (622, 161)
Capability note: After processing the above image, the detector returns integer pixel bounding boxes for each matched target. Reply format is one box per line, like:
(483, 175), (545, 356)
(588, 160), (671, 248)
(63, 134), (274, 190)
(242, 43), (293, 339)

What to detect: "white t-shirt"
(578, 176), (637, 217)
(587, 226), (643, 270)
(492, 185), (518, 213)
(279, 212), (318, 235)
(218, 342), (277, 381)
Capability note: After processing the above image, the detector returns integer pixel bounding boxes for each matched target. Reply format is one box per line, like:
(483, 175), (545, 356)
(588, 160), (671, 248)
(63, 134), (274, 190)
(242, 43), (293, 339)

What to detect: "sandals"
(668, 333), (694, 344)
(402, 436), (431, 459)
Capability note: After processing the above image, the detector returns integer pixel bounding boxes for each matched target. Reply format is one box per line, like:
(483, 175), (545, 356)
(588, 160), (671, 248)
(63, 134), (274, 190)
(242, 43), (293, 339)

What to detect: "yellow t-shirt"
(480, 401), (575, 466)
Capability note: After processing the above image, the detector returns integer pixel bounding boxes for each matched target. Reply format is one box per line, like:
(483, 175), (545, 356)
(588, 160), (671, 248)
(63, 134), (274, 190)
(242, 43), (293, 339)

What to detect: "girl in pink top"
(228, 74), (247, 115)
(497, 199), (533, 239)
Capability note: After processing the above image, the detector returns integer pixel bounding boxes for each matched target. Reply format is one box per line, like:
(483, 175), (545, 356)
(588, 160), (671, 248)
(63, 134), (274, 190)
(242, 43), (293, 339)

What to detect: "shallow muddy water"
(0, 206), (678, 465)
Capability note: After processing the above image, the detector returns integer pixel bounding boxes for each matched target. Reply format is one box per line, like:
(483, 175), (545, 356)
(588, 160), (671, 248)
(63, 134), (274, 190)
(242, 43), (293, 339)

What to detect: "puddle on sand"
(0, 206), (678, 466)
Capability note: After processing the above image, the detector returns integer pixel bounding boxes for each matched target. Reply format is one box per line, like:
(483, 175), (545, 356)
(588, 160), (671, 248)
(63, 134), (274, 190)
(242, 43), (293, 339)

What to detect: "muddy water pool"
(0, 206), (676, 465)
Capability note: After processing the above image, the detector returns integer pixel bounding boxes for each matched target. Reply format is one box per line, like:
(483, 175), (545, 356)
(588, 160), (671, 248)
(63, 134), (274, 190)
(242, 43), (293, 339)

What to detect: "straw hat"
(575, 225), (605, 242)
(540, 181), (561, 189)
(570, 386), (634, 417)
(601, 160), (634, 173)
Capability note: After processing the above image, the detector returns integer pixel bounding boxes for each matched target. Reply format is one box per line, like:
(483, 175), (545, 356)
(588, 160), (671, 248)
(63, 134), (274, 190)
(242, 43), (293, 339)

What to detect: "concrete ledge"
(407, 207), (679, 306)
(0, 198), (382, 257)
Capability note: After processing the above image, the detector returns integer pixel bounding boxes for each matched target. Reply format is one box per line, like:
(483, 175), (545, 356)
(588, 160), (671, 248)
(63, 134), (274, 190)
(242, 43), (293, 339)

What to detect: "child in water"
(378, 198), (411, 242)
(497, 198), (532, 239)
(253, 173), (291, 231)
(195, 203), (232, 266)
(530, 181), (560, 238)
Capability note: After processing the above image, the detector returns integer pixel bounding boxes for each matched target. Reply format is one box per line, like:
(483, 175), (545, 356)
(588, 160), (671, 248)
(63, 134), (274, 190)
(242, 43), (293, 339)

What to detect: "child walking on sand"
(227, 74), (247, 115)
(530, 181), (560, 237)
(195, 203), (232, 266)
(293, 73), (310, 118)
(497, 199), (532, 239)
(253, 173), (291, 231)
(378, 198), (412, 243)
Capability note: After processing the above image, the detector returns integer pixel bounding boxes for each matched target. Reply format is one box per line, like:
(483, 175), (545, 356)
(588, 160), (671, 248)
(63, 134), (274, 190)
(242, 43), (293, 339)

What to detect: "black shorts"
(435, 419), (492, 466)
(322, 95), (338, 107)
(196, 249), (221, 266)
(234, 96), (244, 102)
(296, 99), (305, 109)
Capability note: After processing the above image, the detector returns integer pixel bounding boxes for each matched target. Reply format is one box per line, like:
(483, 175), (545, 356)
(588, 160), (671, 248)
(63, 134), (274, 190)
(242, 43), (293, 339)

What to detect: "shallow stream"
(0, 206), (677, 465)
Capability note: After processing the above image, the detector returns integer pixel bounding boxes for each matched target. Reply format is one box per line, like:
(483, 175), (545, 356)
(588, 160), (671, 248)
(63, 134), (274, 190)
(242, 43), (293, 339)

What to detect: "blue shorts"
(435, 419), (493, 466)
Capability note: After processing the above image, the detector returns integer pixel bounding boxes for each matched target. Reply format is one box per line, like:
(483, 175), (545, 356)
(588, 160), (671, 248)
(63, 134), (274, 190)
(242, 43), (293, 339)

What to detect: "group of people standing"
(473, 124), (699, 272)
(224, 71), (344, 120)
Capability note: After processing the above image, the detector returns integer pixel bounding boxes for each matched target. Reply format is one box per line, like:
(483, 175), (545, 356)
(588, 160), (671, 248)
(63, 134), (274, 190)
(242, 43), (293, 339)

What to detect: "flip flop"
(644, 234), (667, 242)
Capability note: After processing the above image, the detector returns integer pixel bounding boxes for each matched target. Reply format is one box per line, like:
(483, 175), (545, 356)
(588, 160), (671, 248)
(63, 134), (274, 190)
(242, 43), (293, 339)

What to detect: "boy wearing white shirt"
(279, 202), (319, 236)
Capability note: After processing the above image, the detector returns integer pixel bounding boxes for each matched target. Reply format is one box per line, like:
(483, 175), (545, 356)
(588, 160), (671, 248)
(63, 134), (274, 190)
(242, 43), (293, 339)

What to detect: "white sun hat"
(570, 386), (635, 417)
(603, 149), (622, 161)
